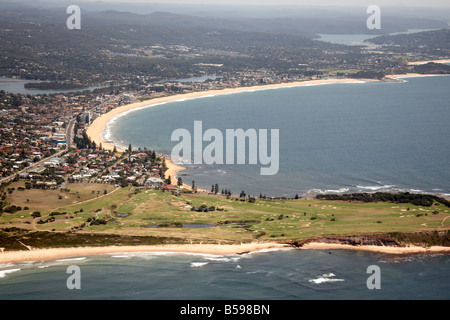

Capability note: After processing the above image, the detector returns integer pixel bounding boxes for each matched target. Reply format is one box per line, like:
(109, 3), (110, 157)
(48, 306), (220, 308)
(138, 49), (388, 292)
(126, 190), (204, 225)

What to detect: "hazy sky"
(78, 0), (450, 7)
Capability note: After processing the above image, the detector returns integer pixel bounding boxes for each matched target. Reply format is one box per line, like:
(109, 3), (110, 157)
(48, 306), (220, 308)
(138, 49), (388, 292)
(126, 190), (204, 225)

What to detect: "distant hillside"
(366, 29), (450, 56)
(0, 2), (448, 37)
(413, 62), (450, 74)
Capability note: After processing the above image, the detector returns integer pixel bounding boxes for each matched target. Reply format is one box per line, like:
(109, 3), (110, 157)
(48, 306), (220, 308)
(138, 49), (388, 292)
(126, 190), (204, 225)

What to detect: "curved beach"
(86, 78), (370, 184)
(87, 78), (369, 152)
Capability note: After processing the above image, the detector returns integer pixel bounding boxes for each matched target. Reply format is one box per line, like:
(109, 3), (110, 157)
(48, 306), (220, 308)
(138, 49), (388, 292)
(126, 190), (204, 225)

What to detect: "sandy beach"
(385, 73), (450, 79)
(301, 242), (450, 255)
(86, 77), (372, 184)
(87, 79), (366, 146)
(385, 73), (423, 79)
(85, 73), (448, 187)
(87, 78), (369, 152)
(0, 242), (290, 264)
(164, 158), (186, 186)
(1, 242), (449, 265)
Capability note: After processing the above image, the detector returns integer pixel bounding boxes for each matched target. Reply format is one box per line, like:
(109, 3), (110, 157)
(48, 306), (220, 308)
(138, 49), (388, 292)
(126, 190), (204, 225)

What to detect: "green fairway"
(2, 184), (448, 244)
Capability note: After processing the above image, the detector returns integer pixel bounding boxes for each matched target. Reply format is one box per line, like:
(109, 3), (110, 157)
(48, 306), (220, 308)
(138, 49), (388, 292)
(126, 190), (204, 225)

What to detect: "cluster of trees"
(87, 217), (107, 225)
(2, 204), (23, 213)
(74, 130), (96, 150)
(350, 70), (385, 80)
(413, 62), (450, 74)
(24, 82), (87, 91)
(316, 192), (450, 207)
(368, 29), (450, 57)
(190, 204), (216, 212)
(37, 217), (55, 224)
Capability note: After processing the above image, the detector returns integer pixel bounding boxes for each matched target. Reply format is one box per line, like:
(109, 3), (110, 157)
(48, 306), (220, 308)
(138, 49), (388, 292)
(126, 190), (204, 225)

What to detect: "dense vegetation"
(24, 82), (87, 91)
(413, 62), (450, 74)
(2, 7), (440, 86)
(316, 192), (450, 208)
(367, 28), (450, 58)
(0, 227), (189, 251)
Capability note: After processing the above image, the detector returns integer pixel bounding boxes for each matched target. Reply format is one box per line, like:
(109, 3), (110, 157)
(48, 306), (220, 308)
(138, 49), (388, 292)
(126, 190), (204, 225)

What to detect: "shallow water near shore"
(0, 249), (448, 300)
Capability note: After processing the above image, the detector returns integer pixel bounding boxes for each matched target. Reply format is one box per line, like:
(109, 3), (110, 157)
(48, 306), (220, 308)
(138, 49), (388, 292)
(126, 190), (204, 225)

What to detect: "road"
(0, 118), (75, 186)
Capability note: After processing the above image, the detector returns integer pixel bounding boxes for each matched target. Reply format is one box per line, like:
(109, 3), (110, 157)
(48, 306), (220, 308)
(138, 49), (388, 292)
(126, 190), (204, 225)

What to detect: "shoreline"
(1, 242), (449, 265)
(301, 242), (450, 255)
(86, 73), (449, 192)
(0, 243), (290, 264)
(87, 77), (372, 152)
(86, 77), (373, 184)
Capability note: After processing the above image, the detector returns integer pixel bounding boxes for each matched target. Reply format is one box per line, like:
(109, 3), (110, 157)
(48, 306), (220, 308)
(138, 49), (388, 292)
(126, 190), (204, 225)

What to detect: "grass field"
(1, 183), (449, 244)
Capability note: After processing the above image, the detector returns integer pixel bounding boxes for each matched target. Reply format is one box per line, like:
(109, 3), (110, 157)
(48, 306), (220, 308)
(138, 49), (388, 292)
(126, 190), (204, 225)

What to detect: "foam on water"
(190, 262), (209, 268)
(0, 249), (449, 299)
(0, 268), (21, 278)
(55, 257), (87, 262)
(308, 273), (345, 284)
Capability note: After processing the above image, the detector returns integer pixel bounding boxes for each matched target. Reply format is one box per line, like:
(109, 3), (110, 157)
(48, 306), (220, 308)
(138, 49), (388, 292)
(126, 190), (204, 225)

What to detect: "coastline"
(86, 73), (449, 156)
(49, 74), (450, 267)
(301, 242), (450, 255)
(0, 243), (290, 264)
(1, 242), (449, 265)
(86, 77), (372, 184)
(84, 72), (450, 192)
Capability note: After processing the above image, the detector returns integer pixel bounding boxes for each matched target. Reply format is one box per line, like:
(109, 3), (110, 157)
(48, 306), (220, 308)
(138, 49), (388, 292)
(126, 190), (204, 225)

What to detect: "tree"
(128, 143), (132, 162)
(214, 183), (219, 195)
(240, 190), (246, 198)
(177, 177), (183, 187)
(31, 211), (41, 218)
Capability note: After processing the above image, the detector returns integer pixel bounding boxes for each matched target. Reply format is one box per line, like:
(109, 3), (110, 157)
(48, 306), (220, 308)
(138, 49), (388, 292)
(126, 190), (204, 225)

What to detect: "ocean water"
(107, 75), (450, 198)
(0, 249), (449, 300)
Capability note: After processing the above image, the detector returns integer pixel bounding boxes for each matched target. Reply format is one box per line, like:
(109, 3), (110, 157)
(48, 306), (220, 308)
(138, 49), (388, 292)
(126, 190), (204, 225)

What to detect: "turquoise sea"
(106, 75), (450, 198)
